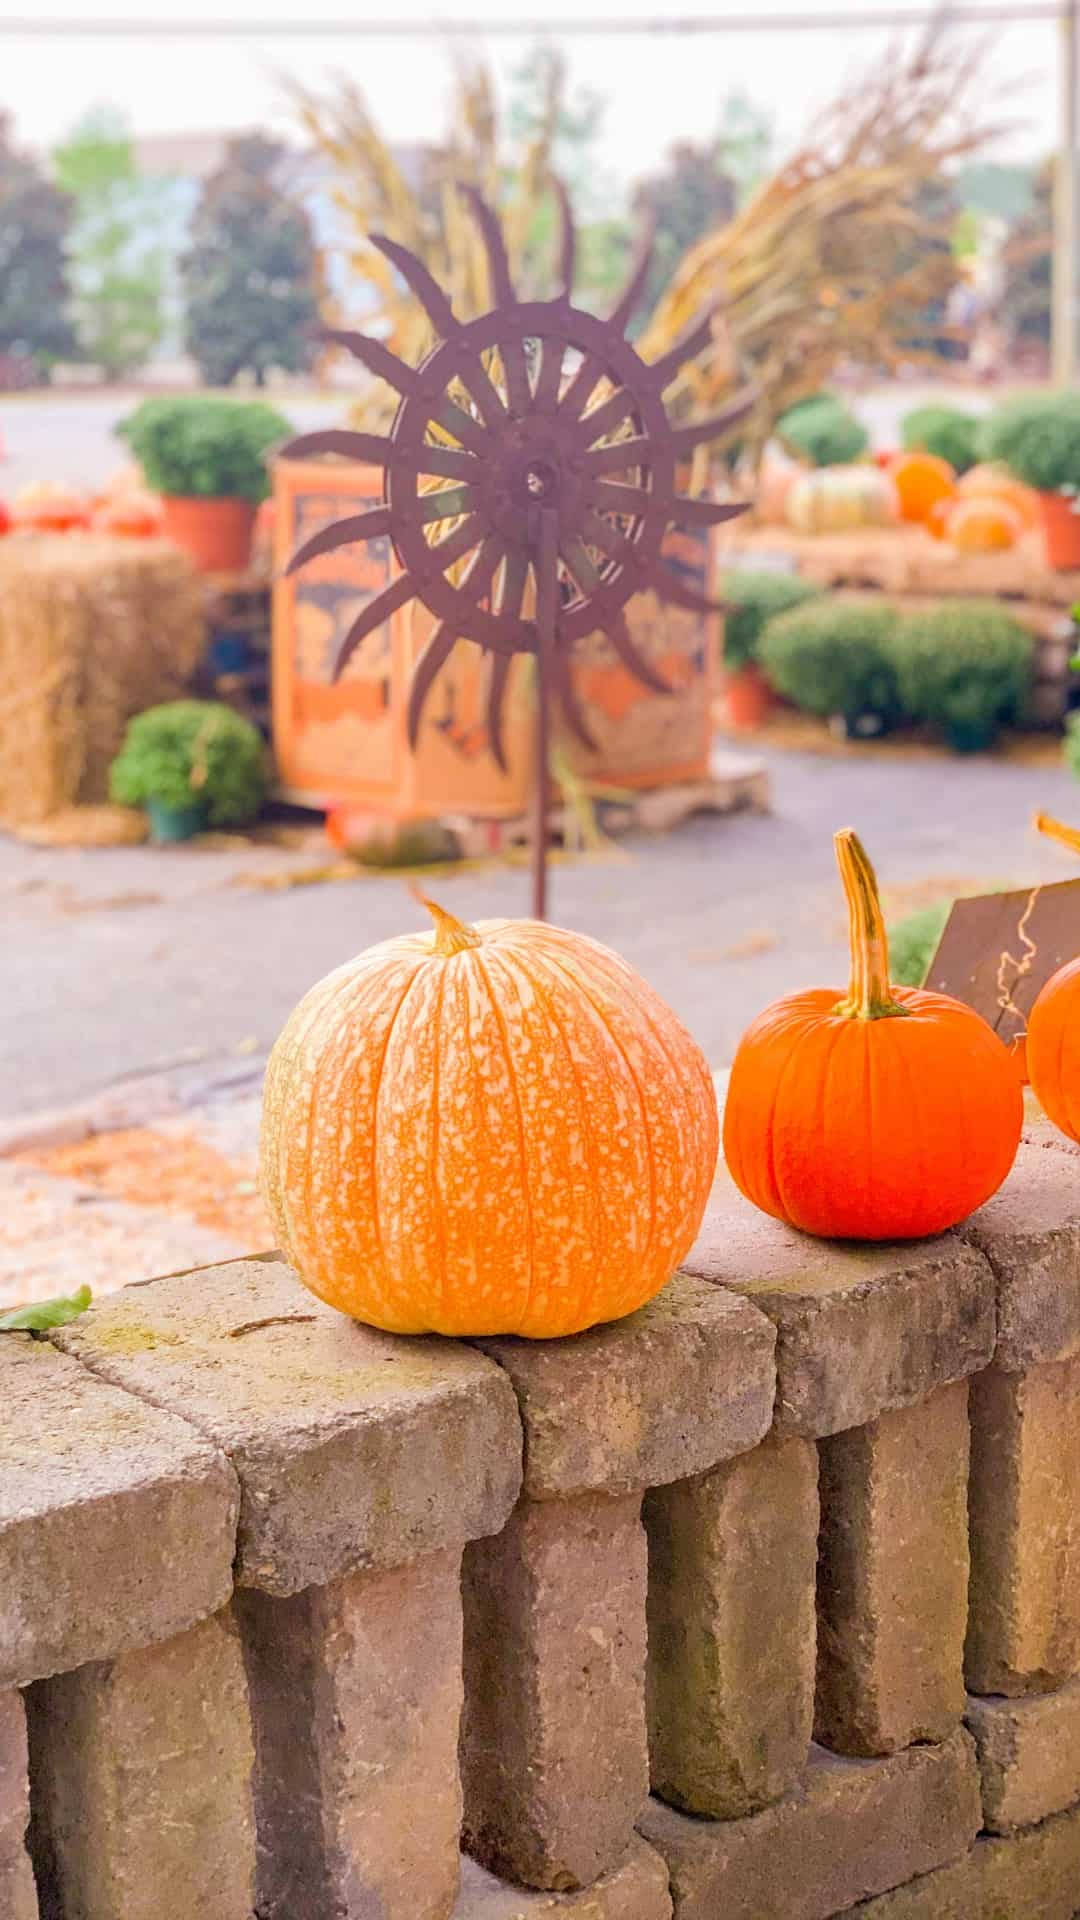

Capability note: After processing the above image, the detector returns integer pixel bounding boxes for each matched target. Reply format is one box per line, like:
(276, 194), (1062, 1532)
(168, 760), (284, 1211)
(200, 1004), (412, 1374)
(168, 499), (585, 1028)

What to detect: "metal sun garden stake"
(281, 184), (751, 918)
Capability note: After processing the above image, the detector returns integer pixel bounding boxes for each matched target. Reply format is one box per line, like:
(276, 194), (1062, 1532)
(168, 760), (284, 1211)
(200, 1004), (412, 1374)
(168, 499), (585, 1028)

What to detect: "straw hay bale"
(0, 535), (205, 825)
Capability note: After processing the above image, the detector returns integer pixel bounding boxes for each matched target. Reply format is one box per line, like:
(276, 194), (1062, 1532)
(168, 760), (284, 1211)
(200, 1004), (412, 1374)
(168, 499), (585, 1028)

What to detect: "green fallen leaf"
(0, 1285), (92, 1332)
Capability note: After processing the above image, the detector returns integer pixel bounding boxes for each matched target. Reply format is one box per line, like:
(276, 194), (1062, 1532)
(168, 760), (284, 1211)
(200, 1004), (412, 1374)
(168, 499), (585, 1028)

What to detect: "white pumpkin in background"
(754, 448), (803, 525)
(785, 466), (899, 535)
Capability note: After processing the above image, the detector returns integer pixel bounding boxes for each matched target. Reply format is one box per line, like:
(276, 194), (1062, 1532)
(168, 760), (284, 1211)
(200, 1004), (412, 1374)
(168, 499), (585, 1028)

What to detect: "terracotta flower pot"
(161, 496), (257, 573)
(724, 663), (775, 730)
(1038, 491), (1080, 571)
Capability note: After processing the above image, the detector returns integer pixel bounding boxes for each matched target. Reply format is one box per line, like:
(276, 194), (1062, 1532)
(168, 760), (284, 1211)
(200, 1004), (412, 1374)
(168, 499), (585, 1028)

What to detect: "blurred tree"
(715, 90), (774, 207)
(0, 113), (76, 383)
(635, 142), (737, 319)
(506, 44), (606, 213)
(633, 92), (773, 319)
(53, 108), (167, 381)
(504, 44), (631, 302)
(181, 134), (320, 388)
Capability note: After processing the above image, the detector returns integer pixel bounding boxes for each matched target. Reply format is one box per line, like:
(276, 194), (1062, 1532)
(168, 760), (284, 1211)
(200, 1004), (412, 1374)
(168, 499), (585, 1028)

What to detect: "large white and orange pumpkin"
(260, 897), (718, 1337)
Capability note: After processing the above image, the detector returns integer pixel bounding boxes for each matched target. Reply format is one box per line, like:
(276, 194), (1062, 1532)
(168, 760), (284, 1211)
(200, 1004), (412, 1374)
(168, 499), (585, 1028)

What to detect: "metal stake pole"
(531, 507), (559, 921)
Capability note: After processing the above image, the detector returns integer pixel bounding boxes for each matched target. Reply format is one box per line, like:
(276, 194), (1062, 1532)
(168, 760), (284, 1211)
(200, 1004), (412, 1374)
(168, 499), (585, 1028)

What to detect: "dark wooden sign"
(926, 877), (1080, 1046)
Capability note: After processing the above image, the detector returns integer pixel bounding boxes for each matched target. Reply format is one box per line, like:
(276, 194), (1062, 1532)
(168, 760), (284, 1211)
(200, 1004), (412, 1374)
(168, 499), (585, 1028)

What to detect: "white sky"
(0, 0), (1058, 188)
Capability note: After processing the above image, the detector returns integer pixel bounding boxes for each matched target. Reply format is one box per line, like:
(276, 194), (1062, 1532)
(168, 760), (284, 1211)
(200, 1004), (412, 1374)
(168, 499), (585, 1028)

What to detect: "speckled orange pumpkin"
(260, 898), (718, 1337)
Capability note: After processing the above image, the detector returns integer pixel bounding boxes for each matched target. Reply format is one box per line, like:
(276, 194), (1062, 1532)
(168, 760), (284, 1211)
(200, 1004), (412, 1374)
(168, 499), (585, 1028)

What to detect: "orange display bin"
(272, 459), (718, 819)
(564, 524), (718, 790)
(272, 458), (534, 822)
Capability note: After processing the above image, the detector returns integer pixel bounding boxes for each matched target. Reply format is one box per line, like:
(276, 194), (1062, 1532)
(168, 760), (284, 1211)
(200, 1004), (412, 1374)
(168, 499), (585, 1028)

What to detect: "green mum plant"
(980, 393), (1080, 497)
(720, 570), (824, 670)
(777, 393), (869, 468)
(888, 602), (1033, 751)
(110, 701), (268, 825)
(760, 599), (903, 730)
(117, 396), (292, 502)
(901, 405), (980, 475)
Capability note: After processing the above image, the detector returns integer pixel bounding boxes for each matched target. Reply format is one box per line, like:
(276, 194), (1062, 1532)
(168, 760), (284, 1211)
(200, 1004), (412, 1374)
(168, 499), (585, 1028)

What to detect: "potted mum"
(760, 599), (904, 740)
(981, 393), (1080, 570)
(118, 397), (291, 572)
(888, 602), (1033, 754)
(109, 700), (268, 842)
(720, 570), (823, 728)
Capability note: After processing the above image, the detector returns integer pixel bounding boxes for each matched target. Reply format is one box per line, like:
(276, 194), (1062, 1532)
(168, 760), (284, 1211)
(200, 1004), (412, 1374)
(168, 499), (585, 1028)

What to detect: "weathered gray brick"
(56, 1256), (522, 1593)
(476, 1274), (775, 1498)
(238, 1546), (464, 1920)
(0, 1691), (37, 1920)
(963, 1144), (1080, 1368)
(638, 1729), (980, 1920)
(462, 1491), (649, 1892)
(26, 1608), (256, 1920)
(966, 1355), (1080, 1694)
(684, 1195), (994, 1438)
(966, 1678), (1080, 1832)
(645, 1433), (818, 1816)
(816, 1382), (970, 1755)
(0, 1335), (236, 1688)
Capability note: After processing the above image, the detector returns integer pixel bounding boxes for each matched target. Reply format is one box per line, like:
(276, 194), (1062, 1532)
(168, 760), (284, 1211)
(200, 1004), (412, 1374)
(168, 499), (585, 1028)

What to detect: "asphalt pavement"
(5, 742), (1079, 1119)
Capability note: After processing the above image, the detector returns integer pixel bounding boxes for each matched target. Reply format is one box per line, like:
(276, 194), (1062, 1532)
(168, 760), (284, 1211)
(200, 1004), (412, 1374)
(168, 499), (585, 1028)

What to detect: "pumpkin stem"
(410, 885), (482, 958)
(833, 828), (909, 1022)
(1035, 811), (1080, 857)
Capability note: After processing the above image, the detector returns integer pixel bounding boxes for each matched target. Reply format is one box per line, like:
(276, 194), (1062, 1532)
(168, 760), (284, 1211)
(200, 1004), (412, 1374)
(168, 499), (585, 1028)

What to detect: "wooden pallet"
(443, 754), (771, 858)
(716, 524), (1080, 604)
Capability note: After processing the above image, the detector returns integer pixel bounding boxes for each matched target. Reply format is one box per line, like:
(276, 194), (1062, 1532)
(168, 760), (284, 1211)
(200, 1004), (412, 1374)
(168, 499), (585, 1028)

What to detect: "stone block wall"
(5, 1135), (1080, 1918)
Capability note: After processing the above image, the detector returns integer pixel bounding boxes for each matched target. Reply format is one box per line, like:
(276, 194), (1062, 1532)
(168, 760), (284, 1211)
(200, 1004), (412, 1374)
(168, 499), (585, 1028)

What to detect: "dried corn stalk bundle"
(639, 27), (1007, 467)
(0, 536), (205, 825)
(290, 56), (566, 429)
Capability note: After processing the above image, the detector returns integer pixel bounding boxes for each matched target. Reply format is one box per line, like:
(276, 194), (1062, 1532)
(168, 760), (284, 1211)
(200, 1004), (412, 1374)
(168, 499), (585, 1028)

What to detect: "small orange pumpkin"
(925, 496), (955, 541)
(260, 896), (718, 1336)
(723, 829), (1022, 1239)
(93, 491), (164, 538)
(947, 497), (1023, 553)
(957, 464), (1039, 529)
(887, 451), (956, 525)
(14, 483), (91, 532)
